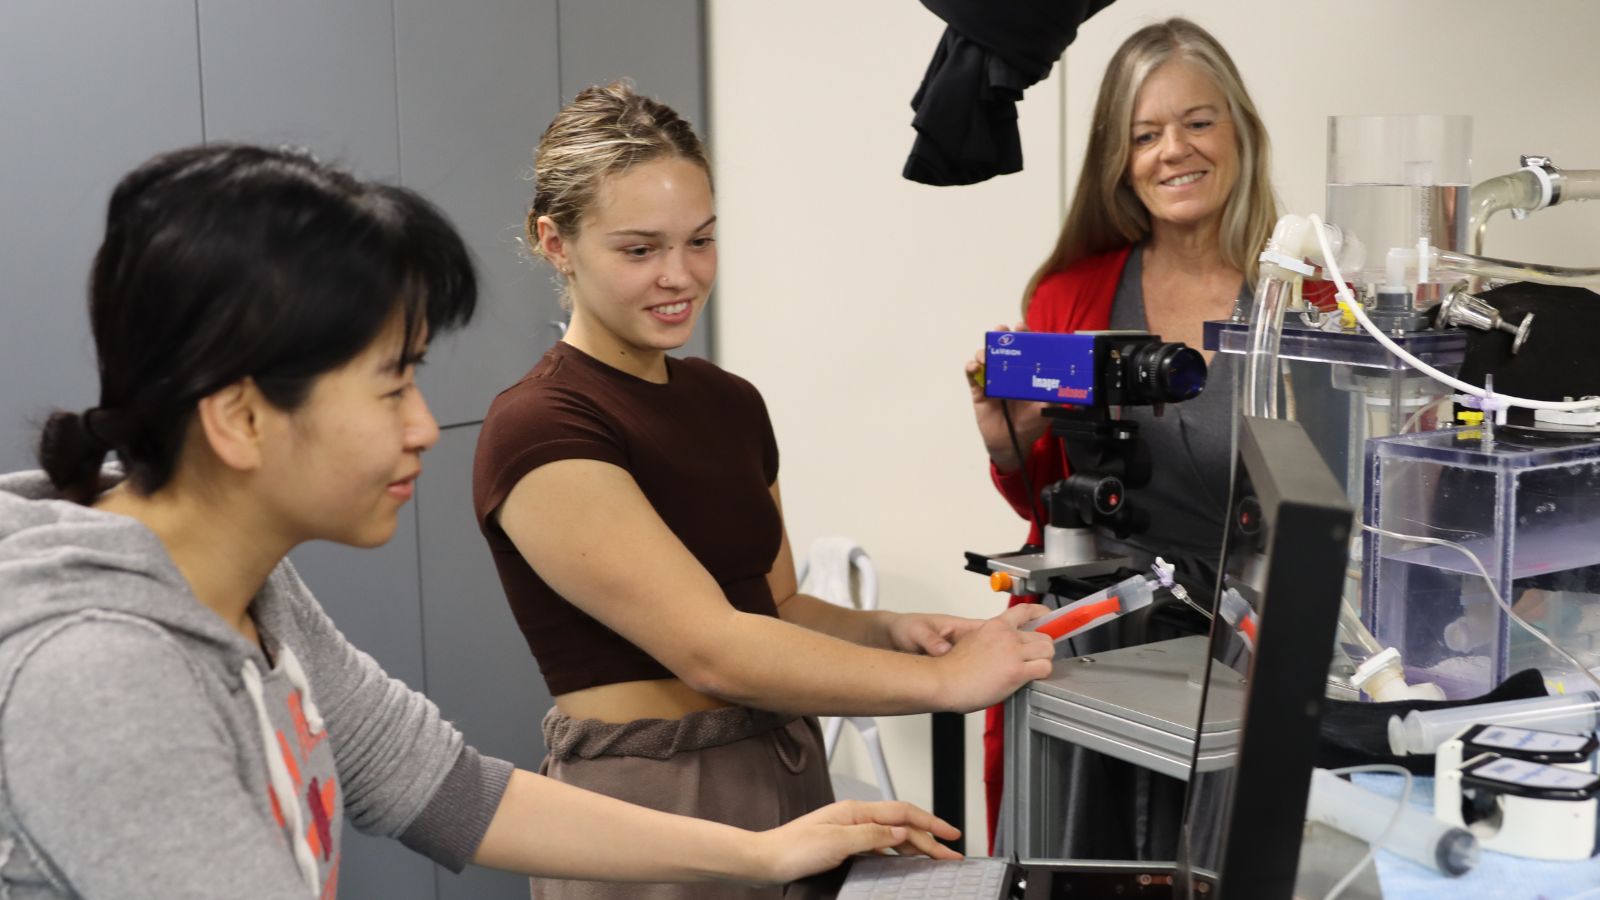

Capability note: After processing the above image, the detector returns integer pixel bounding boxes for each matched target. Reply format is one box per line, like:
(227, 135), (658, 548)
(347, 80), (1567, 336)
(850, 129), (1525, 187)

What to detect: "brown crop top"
(472, 341), (783, 696)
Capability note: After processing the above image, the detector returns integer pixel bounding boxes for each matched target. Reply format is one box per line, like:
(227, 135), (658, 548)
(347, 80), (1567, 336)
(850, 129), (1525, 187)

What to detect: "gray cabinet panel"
(0, 0), (203, 473)
(198, 0), (401, 179)
(557, 0), (704, 128)
(416, 423), (550, 900)
(557, 0), (712, 362)
(395, 0), (564, 430)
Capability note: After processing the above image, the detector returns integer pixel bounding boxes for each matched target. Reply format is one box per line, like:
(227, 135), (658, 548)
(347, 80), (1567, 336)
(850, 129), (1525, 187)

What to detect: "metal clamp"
(1513, 154), (1564, 219)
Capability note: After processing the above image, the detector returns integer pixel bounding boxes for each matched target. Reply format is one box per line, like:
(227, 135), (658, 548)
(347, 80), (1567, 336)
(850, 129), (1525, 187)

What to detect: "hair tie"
(81, 407), (118, 449)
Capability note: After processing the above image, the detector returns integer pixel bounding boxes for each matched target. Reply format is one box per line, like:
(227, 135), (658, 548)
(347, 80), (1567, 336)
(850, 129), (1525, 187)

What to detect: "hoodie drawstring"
(277, 645), (324, 733)
(241, 653), (321, 896)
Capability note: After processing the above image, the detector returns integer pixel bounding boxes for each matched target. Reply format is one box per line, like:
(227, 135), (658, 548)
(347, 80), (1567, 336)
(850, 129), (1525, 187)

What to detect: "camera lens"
(1124, 342), (1207, 404)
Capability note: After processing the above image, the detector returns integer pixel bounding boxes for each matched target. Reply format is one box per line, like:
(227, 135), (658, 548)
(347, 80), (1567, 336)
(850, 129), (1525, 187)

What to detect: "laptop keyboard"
(835, 857), (1015, 899)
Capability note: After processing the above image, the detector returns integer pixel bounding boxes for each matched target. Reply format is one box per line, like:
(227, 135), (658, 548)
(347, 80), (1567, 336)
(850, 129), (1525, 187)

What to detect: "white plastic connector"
(1151, 557), (1177, 588)
(1352, 647), (1448, 702)
(1268, 213), (1365, 278)
(1260, 247), (1315, 278)
(1534, 401), (1600, 428)
(1384, 247), (1411, 290)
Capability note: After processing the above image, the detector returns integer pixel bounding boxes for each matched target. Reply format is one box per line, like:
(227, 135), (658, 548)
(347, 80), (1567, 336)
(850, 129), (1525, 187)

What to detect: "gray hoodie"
(0, 470), (513, 899)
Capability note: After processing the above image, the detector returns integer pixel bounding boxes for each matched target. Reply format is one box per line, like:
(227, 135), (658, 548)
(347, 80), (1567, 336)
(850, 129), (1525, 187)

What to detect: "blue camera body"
(983, 331), (1102, 405)
(979, 329), (1107, 403)
(983, 330), (1207, 408)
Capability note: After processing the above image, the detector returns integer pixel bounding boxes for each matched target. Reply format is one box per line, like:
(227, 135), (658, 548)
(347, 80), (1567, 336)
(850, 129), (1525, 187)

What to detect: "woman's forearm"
(774, 592), (896, 649)
(683, 610), (947, 716)
(473, 769), (768, 883)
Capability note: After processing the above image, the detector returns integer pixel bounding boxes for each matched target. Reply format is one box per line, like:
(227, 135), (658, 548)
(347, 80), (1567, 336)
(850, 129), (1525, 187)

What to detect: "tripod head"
(1042, 405), (1153, 540)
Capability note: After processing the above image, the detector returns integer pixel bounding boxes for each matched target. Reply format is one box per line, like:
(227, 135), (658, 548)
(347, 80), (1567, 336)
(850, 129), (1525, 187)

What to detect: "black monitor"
(1176, 415), (1355, 898)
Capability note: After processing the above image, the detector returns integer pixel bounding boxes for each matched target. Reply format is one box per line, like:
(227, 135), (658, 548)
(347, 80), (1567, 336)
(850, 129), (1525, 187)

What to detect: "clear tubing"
(1563, 169), (1600, 202)
(1468, 171), (1543, 256)
(1308, 769), (1478, 877)
(1470, 168), (1600, 256)
(1433, 247), (1600, 289)
(1241, 256), (1392, 671)
(1336, 601), (1384, 661)
(1242, 270), (1296, 418)
(1387, 691), (1600, 755)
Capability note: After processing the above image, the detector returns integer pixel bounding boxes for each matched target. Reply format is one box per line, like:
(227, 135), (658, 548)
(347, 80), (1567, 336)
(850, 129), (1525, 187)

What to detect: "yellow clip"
(1456, 410), (1484, 425)
(1337, 300), (1357, 329)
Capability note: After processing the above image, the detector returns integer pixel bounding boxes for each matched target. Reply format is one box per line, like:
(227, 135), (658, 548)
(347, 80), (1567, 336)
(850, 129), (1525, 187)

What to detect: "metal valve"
(1437, 289), (1535, 354)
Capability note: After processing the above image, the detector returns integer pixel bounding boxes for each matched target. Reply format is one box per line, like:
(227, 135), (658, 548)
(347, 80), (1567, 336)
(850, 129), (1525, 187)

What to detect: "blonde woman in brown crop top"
(473, 82), (1054, 900)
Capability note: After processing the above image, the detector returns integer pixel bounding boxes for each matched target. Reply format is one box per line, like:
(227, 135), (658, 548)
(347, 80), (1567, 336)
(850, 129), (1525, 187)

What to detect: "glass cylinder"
(1326, 115), (1473, 302)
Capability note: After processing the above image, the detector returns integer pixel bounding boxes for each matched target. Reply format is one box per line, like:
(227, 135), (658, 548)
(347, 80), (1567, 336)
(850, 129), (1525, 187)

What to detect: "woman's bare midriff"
(555, 677), (732, 723)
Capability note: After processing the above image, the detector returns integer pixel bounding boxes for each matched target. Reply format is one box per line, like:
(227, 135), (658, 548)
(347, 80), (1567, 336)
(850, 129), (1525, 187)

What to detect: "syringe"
(1030, 573), (1154, 643)
(1388, 692), (1600, 756)
(1218, 587), (1259, 652)
(1307, 768), (1479, 876)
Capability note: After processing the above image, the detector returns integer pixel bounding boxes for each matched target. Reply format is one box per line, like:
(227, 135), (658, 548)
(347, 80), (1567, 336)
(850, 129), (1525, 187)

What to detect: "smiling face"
(256, 313), (439, 548)
(541, 156), (716, 379)
(1125, 59), (1239, 233)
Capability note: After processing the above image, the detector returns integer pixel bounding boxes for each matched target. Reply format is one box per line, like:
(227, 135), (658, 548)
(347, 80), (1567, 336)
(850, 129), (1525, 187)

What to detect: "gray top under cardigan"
(1100, 245), (1243, 587)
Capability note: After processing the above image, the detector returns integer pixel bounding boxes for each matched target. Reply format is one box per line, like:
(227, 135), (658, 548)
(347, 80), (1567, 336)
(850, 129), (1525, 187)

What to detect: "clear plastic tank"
(1326, 115), (1472, 305)
(1363, 427), (1600, 698)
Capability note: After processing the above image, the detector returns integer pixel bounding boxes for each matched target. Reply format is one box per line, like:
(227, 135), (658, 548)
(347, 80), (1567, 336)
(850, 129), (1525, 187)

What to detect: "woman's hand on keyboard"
(754, 799), (961, 884)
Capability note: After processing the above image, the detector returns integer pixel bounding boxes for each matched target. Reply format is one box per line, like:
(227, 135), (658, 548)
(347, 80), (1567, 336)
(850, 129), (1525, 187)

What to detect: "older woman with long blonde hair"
(964, 17), (1278, 852)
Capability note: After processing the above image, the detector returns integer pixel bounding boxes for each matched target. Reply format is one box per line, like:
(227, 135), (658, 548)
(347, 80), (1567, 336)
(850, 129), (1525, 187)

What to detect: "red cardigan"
(981, 245), (1131, 849)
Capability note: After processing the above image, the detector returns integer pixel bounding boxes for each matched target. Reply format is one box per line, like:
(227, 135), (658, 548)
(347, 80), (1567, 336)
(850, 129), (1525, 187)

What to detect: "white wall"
(707, 2), (1065, 842)
(708, 0), (1600, 846)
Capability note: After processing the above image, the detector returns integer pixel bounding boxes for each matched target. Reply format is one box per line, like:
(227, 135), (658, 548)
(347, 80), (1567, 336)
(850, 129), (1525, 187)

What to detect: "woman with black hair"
(0, 143), (958, 899)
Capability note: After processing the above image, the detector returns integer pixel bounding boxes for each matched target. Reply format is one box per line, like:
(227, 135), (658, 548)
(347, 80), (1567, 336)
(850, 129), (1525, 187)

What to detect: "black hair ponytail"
(36, 409), (114, 503)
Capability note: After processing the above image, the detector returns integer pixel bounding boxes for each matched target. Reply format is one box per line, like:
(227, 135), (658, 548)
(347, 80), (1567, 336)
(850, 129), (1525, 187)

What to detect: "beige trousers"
(531, 706), (836, 900)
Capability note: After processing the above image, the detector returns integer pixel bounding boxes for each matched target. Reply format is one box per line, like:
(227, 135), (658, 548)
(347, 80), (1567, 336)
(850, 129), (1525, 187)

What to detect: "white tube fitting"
(1352, 647), (1448, 702)
(1385, 247), (1413, 290)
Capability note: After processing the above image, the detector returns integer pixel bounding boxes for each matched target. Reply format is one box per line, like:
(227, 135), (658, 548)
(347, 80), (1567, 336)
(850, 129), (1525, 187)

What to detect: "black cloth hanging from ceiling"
(905, 0), (1116, 186)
